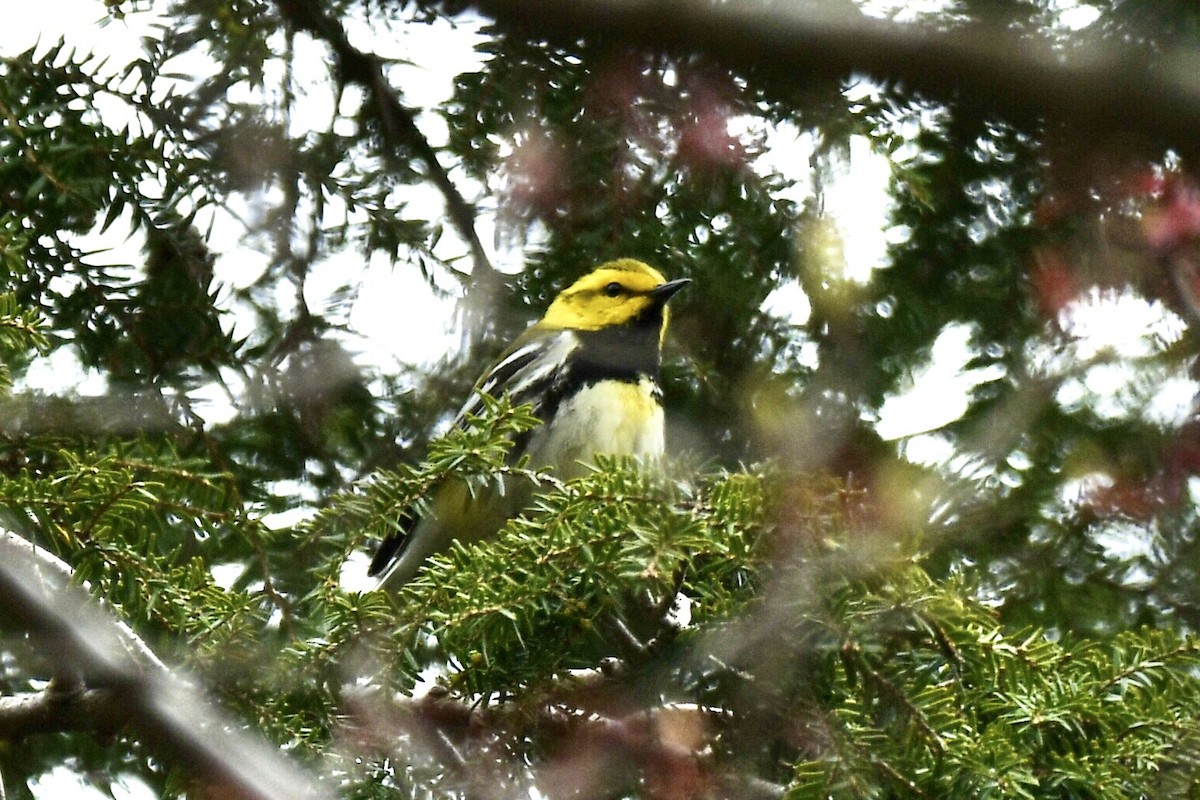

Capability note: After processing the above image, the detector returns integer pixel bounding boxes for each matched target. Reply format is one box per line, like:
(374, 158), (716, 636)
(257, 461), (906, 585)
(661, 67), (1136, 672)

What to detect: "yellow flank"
(529, 377), (666, 479)
(538, 259), (672, 333)
(424, 478), (510, 548)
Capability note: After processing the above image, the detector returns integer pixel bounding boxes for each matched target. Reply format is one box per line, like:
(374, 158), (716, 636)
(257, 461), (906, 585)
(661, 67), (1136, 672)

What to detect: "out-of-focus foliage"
(5, 0), (1200, 797)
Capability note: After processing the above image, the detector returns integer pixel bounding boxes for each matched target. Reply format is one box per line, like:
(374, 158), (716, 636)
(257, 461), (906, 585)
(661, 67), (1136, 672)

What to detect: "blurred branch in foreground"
(342, 680), (785, 800)
(0, 530), (331, 800)
(470, 0), (1200, 154)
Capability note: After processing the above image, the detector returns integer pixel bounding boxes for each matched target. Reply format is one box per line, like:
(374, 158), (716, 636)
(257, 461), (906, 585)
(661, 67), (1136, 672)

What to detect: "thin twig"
(272, 0), (495, 283)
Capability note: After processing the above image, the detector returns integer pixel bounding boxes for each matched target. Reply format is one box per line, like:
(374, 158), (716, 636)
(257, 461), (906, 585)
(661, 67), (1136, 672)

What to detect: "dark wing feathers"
(367, 331), (578, 579)
(456, 332), (577, 421)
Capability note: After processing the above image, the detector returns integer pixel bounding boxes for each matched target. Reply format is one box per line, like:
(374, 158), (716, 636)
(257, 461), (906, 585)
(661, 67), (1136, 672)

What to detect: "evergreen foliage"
(3, 0), (1200, 798)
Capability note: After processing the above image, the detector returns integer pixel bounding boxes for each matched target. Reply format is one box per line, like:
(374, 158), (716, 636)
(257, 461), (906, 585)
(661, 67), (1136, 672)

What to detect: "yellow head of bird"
(538, 259), (690, 343)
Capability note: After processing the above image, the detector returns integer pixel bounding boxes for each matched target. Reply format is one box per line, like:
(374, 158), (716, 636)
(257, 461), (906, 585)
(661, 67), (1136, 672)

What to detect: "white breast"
(529, 377), (664, 478)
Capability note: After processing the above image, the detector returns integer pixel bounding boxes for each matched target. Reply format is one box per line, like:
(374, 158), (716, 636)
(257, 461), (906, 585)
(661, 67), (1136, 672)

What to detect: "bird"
(368, 258), (690, 591)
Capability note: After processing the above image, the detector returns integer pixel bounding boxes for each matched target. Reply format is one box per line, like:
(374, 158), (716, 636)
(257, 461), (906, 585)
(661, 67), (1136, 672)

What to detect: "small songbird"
(368, 259), (689, 591)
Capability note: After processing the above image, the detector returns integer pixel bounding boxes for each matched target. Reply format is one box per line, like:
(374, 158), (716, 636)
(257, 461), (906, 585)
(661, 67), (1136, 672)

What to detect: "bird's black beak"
(649, 278), (691, 301)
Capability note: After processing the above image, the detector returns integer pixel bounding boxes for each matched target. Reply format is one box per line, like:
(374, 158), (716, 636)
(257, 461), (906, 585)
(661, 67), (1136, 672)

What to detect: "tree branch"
(272, 0), (496, 283)
(0, 687), (128, 740)
(468, 0), (1200, 153)
(0, 531), (167, 672)
(0, 530), (330, 800)
(0, 392), (178, 439)
(342, 684), (774, 799)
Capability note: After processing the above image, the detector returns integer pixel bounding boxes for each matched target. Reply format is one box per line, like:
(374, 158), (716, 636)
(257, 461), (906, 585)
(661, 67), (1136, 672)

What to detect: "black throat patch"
(536, 304), (665, 423)
(570, 305), (663, 386)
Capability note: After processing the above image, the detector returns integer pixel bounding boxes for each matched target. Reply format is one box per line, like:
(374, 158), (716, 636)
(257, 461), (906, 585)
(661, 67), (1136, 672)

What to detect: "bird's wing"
(455, 329), (578, 421)
(367, 330), (578, 580)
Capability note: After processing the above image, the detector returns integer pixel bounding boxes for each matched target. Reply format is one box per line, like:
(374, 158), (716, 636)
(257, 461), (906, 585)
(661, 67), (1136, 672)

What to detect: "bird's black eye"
(603, 282), (623, 297)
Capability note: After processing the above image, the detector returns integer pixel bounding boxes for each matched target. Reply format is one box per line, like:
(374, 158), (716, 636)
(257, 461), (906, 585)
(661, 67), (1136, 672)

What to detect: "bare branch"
(0, 392), (177, 439)
(468, 0), (1200, 152)
(342, 684), (765, 799)
(0, 529), (330, 800)
(3, 532), (169, 675)
(0, 688), (127, 740)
